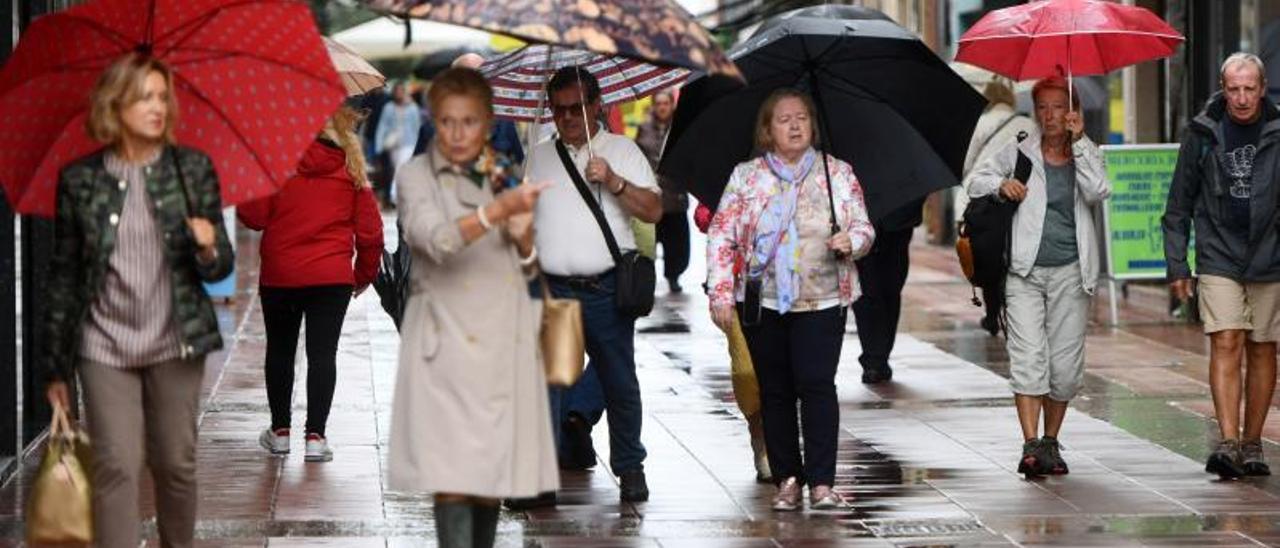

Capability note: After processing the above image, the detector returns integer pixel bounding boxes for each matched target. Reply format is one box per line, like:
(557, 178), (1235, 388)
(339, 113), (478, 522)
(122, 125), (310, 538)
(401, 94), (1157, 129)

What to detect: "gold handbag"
(27, 401), (93, 545)
(539, 274), (585, 387)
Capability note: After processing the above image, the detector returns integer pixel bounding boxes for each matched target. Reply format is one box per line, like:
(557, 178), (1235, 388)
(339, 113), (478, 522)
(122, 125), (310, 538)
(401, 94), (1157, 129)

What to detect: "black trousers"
(739, 306), (846, 487)
(851, 227), (914, 371)
(260, 284), (352, 436)
(656, 211), (690, 282)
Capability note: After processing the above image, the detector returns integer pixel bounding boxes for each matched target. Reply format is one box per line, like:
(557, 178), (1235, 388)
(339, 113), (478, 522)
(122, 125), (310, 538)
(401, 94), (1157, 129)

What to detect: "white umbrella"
(330, 17), (491, 61)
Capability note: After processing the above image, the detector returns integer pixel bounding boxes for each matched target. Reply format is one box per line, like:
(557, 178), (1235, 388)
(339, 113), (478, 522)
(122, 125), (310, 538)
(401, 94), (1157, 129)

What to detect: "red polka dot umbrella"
(0, 0), (346, 217)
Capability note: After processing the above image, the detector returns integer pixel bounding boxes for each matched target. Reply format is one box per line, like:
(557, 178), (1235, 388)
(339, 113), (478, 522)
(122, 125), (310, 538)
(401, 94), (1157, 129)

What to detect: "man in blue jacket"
(1163, 53), (1280, 479)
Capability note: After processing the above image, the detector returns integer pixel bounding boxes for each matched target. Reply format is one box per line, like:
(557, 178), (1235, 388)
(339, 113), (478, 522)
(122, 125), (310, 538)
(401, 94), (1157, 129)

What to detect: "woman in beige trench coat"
(387, 68), (558, 548)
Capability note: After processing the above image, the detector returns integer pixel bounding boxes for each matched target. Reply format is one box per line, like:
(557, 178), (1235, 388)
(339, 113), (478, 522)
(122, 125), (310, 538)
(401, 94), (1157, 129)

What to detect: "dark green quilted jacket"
(41, 146), (235, 382)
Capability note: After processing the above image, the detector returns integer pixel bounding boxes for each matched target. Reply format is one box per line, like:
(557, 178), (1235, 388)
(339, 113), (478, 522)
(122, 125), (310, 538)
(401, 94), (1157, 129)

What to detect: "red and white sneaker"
(305, 433), (333, 462)
(259, 428), (289, 455)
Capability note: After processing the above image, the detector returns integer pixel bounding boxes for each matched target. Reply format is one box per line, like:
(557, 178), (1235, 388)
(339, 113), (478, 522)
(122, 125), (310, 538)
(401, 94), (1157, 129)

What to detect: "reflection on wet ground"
(2, 232), (1280, 545)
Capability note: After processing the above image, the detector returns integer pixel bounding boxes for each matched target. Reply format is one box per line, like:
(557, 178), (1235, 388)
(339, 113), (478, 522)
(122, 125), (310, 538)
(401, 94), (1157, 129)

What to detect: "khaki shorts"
(1198, 275), (1280, 342)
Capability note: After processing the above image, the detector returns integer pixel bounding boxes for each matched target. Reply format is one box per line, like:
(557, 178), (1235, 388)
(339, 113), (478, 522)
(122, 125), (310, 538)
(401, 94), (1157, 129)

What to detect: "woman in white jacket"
(965, 76), (1110, 478)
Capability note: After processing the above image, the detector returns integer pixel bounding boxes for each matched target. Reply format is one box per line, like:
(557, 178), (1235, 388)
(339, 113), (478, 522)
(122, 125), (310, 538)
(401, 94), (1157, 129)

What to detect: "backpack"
(955, 132), (1032, 334)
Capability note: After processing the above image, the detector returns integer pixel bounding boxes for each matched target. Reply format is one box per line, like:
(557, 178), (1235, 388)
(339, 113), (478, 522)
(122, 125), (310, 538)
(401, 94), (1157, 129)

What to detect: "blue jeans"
(565, 363), (605, 427)
(543, 271), (647, 473)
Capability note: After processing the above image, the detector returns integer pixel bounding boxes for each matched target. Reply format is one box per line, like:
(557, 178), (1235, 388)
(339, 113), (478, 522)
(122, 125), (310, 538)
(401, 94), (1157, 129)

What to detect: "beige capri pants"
(1004, 262), (1089, 401)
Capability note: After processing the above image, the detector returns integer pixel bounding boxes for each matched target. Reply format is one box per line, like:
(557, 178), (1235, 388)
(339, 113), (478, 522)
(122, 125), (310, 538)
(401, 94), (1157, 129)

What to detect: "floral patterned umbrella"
(480, 44), (689, 122)
(361, 0), (740, 80)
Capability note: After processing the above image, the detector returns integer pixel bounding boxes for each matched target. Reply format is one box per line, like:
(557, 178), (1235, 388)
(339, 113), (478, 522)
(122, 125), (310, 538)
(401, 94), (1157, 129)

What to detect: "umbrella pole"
(576, 68), (595, 157)
(522, 45), (556, 178)
(807, 70), (841, 239)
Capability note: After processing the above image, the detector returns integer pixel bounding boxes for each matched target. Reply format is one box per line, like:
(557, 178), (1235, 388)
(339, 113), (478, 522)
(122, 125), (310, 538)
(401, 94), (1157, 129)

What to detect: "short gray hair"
(1220, 52), (1266, 83)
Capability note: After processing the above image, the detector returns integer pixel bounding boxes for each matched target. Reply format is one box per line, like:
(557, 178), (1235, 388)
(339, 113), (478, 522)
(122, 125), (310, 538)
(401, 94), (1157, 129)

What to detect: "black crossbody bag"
(554, 140), (656, 318)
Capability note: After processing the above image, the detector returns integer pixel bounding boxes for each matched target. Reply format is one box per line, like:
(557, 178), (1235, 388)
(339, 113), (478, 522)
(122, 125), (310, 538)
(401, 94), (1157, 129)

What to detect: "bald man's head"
(452, 53), (485, 70)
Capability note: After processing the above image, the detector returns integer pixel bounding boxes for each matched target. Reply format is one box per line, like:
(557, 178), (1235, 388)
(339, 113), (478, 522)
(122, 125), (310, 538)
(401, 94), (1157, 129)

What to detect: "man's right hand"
(1171, 278), (1195, 302)
(46, 381), (69, 410)
(999, 179), (1027, 202)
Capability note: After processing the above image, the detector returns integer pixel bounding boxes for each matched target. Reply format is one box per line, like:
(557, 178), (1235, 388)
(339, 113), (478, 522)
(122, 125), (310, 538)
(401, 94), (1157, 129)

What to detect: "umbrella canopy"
(0, 0), (346, 217)
(956, 0), (1183, 81)
(660, 4), (985, 221)
(361, 0), (740, 80)
(324, 37), (386, 96)
(329, 16), (491, 61)
(479, 44), (689, 122)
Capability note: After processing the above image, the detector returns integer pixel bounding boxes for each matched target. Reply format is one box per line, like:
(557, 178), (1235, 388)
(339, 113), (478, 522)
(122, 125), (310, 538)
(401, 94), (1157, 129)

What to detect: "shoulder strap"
(554, 139), (624, 264)
(1013, 131), (1032, 185)
(976, 113), (1021, 160)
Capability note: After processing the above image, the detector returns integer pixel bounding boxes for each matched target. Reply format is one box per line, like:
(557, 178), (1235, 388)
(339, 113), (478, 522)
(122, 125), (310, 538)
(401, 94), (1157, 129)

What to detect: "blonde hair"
(754, 88), (820, 153)
(427, 68), (494, 118)
(86, 53), (179, 145)
(324, 105), (370, 189)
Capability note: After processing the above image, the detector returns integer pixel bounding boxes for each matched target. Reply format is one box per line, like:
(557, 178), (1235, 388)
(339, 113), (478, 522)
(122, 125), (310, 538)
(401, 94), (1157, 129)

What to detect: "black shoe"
(619, 468), (649, 502)
(1242, 440), (1271, 476)
(667, 277), (683, 293)
(861, 366), (893, 384)
(502, 491), (557, 510)
(559, 413), (596, 470)
(1040, 436), (1069, 475)
(1206, 440), (1245, 479)
(1018, 438), (1049, 478)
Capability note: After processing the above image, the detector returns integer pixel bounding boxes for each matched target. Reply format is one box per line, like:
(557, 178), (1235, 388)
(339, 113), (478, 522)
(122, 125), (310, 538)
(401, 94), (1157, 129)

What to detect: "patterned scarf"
(749, 148), (817, 314)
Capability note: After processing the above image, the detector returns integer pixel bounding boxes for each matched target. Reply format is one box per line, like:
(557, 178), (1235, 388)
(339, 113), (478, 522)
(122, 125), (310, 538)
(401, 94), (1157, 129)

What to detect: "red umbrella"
(956, 0), (1183, 83)
(480, 44), (688, 122)
(0, 0), (346, 217)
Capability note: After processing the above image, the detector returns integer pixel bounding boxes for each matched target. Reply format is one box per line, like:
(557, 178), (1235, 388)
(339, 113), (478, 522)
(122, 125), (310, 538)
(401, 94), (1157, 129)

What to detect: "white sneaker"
(305, 434), (333, 462)
(259, 428), (289, 455)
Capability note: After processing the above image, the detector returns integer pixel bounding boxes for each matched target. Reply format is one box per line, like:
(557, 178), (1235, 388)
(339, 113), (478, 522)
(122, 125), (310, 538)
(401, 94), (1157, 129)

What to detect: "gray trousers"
(1004, 262), (1089, 401)
(79, 357), (204, 548)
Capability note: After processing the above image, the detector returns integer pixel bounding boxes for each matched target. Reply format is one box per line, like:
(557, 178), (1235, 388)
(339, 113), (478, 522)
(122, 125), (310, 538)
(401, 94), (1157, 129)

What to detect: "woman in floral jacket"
(706, 89), (874, 512)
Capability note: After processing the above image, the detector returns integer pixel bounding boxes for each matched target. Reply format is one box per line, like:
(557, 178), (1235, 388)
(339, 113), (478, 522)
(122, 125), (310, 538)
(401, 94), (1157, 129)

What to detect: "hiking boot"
(860, 366), (893, 384)
(619, 468), (649, 502)
(1242, 440), (1271, 477)
(259, 427), (289, 455)
(1206, 439), (1245, 479)
(771, 477), (802, 512)
(809, 484), (851, 510)
(559, 413), (596, 470)
(304, 433), (333, 462)
(1041, 436), (1069, 475)
(1018, 438), (1049, 477)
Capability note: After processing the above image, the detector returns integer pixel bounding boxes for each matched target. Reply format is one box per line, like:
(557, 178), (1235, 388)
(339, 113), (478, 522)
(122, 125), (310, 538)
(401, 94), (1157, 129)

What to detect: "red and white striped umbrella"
(479, 44), (689, 122)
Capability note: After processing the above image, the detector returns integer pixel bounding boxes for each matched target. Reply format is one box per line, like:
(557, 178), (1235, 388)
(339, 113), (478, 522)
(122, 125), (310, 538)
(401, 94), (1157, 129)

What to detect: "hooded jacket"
(238, 139), (383, 289)
(1162, 93), (1280, 282)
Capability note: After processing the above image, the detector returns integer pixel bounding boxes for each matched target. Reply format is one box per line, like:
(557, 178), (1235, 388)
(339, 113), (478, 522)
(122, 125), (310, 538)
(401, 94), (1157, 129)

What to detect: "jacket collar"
(427, 141), (489, 207)
(1192, 92), (1280, 142)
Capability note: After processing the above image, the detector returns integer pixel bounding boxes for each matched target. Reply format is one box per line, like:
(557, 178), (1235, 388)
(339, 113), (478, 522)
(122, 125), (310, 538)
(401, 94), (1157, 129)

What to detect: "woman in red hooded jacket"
(239, 104), (384, 462)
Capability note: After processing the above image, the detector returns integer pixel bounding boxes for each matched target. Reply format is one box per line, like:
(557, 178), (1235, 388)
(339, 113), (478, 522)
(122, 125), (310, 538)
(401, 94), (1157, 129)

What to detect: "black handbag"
(554, 140), (656, 318)
(373, 222), (412, 330)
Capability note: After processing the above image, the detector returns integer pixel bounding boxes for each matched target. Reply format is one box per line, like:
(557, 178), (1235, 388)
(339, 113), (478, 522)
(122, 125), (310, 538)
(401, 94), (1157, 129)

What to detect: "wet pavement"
(4, 226), (1280, 546)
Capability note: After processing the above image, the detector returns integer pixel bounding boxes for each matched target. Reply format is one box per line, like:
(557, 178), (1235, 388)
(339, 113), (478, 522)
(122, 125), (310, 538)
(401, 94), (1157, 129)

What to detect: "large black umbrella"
(660, 5), (986, 221)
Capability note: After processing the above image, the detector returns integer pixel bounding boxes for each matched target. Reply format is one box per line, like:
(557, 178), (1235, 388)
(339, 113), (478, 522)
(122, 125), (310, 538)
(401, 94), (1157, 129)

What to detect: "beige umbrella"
(324, 37), (385, 96)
